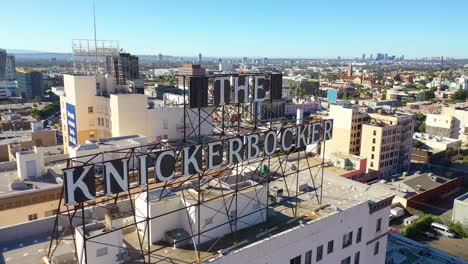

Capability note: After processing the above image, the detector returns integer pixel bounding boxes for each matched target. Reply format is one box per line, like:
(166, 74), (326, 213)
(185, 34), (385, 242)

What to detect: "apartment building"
(425, 113), (456, 138)
(361, 113), (415, 179)
(59, 74), (213, 153)
(324, 104), (369, 158)
(441, 106), (468, 142)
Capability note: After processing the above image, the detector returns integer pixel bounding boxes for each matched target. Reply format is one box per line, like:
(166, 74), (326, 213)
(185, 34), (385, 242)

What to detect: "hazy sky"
(1, 0), (467, 58)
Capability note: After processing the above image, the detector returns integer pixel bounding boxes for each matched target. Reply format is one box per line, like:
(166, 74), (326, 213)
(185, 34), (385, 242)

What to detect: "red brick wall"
(407, 176), (463, 211)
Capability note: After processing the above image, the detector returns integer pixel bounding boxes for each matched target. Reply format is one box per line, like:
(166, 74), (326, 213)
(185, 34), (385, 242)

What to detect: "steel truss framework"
(71, 39), (120, 75)
(46, 73), (328, 264)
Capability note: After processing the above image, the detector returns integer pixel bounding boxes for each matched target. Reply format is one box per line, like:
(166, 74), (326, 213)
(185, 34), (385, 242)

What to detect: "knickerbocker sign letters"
(63, 73), (334, 205)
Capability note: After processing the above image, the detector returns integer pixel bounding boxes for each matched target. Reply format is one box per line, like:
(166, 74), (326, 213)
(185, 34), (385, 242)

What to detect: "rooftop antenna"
(93, 0), (98, 75)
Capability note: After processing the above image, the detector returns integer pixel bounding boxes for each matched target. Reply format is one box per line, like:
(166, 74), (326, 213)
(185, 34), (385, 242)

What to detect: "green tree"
(425, 90), (435, 100)
(402, 215), (434, 239)
(414, 140), (424, 149)
(418, 123), (426, 133)
(449, 222), (468, 238)
(451, 89), (468, 101)
(33, 96), (42, 103)
(416, 113), (426, 122)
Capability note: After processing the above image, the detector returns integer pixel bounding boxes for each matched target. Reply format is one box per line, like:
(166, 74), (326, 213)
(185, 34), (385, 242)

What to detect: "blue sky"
(1, 0), (467, 58)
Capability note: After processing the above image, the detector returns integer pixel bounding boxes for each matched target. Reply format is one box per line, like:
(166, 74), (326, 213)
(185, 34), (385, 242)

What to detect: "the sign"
(66, 103), (77, 147)
(189, 73), (283, 108)
(63, 120), (334, 205)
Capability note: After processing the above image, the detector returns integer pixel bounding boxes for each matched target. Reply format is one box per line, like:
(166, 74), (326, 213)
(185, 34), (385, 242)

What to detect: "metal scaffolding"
(46, 73), (327, 264)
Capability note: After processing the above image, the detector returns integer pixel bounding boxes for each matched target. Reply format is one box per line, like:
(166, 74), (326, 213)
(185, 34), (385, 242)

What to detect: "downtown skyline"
(1, 0), (468, 59)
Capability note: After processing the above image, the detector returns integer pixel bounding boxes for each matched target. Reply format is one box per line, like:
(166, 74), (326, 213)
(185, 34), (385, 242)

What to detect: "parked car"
(431, 222), (455, 238)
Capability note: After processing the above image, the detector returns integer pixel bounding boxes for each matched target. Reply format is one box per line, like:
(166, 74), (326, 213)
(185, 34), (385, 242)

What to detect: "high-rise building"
(105, 52), (139, 85)
(361, 113), (415, 179)
(370, 54), (373, 60)
(5, 54), (16, 81)
(158, 53), (163, 62)
(0, 49), (6, 80)
(362, 53), (366, 61)
(262, 57), (268, 64)
(16, 68), (43, 100)
(177, 64), (206, 88)
(198, 53), (202, 63)
(242, 57), (247, 64)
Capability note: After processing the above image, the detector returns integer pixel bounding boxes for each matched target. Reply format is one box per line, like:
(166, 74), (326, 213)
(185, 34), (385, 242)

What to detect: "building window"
(96, 247), (108, 257)
(290, 255), (301, 264)
(373, 130), (376, 136)
(316, 245), (323, 261)
(88, 107), (93, 113)
(354, 251), (360, 264)
(327, 240), (334, 254)
(163, 119), (168, 130)
(341, 256), (351, 264)
(372, 138), (376, 143)
(356, 227), (362, 243)
(372, 146), (375, 151)
(305, 250), (312, 264)
(371, 154), (374, 159)
(374, 241), (379, 255)
(342, 231), (353, 248)
(28, 213), (38, 221)
(90, 131), (95, 138)
(376, 218), (382, 232)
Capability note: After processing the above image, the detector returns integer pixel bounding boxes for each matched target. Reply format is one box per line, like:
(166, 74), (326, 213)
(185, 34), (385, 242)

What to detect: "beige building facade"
(441, 106), (468, 142)
(324, 104), (369, 158)
(60, 74), (213, 153)
(361, 113), (415, 179)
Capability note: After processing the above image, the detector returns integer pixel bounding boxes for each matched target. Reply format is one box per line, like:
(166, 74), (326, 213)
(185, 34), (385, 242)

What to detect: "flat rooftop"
(0, 155), (393, 264)
(371, 168), (458, 199)
(0, 162), (65, 196)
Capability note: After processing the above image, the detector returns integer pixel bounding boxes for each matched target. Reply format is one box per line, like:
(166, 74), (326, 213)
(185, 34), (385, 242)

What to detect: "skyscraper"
(0, 49), (6, 81)
(16, 68), (43, 100)
(5, 54), (16, 81)
(105, 52), (139, 85)
(198, 53), (202, 63)
(362, 53), (366, 61)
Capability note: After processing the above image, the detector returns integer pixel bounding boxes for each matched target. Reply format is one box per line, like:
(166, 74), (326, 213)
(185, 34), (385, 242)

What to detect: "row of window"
(28, 209), (58, 222)
(97, 117), (110, 128)
(291, 251), (361, 264)
(290, 227), (364, 264)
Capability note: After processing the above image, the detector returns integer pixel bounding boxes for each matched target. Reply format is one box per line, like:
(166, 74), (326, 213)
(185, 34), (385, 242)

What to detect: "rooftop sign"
(62, 73), (334, 206)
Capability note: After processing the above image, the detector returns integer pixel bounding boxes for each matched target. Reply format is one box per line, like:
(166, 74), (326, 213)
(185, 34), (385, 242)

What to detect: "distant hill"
(6, 49), (50, 53)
